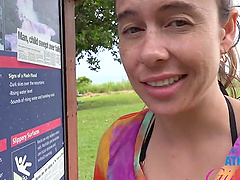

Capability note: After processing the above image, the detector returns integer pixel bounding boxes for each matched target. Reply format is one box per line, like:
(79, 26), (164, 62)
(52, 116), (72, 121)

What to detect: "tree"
(75, 0), (119, 71)
(76, 76), (92, 85)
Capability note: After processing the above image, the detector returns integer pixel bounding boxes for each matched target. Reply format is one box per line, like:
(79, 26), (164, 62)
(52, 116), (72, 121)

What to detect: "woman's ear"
(220, 8), (238, 54)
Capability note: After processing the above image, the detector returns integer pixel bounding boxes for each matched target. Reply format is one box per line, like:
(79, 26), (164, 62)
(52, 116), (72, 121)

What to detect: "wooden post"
(63, 0), (78, 179)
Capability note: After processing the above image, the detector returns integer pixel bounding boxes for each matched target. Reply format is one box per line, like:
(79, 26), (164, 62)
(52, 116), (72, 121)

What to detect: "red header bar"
(0, 56), (51, 69)
(0, 139), (7, 152)
(11, 118), (61, 147)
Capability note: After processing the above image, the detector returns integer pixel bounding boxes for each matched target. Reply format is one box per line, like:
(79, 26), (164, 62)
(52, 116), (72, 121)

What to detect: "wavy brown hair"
(217, 0), (240, 98)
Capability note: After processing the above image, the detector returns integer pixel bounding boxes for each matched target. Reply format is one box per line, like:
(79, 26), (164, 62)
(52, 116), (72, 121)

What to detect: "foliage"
(76, 76), (92, 86)
(78, 93), (144, 179)
(76, 80), (132, 94)
(75, 0), (119, 71)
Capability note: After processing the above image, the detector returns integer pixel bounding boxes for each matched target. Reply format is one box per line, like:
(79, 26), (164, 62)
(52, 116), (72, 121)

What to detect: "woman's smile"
(142, 74), (187, 98)
(146, 75), (183, 87)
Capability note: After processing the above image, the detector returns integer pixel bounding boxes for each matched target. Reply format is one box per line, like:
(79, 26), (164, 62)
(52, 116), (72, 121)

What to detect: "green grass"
(77, 80), (132, 94)
(78, 93), (144, 180)
(77, 92), (143, 110)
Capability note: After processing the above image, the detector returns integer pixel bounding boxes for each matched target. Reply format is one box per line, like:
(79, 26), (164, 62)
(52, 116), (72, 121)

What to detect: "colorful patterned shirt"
(94, 109), (240, 180)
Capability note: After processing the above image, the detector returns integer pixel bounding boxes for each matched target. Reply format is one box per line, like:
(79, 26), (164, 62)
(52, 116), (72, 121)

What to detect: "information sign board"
(0, 0), (66, 179)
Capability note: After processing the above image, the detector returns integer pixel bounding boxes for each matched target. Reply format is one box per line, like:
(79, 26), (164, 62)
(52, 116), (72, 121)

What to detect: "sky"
(76, 50), (128, 84)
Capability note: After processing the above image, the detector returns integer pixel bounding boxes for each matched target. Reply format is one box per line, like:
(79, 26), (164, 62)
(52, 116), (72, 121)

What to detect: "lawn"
(77, 92), (144, 180)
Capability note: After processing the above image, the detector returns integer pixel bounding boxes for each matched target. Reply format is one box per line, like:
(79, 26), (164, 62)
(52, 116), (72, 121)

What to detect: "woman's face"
(116, 0), (235, 116)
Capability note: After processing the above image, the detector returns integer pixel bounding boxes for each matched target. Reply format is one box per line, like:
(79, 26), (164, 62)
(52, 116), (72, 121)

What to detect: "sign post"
(0, 0), (78, 179)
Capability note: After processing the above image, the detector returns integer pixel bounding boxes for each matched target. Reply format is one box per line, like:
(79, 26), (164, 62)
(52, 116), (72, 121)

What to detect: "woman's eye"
(168, 20), (189, 27)
(123, 27), (142, 34)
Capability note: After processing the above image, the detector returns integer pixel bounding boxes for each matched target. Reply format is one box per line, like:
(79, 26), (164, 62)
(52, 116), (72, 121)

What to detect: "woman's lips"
(142, 74), (187, 98)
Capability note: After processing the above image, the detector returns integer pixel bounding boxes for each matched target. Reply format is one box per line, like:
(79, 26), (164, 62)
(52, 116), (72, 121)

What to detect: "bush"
(76, 79), (132, 94)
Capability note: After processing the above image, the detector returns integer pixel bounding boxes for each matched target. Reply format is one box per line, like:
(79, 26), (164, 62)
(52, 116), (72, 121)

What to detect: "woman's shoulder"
(100, 108), (150, 146)
(94, 109), (150, 179)
(112, 108), (150, 130)
(97, 108), (150, 155)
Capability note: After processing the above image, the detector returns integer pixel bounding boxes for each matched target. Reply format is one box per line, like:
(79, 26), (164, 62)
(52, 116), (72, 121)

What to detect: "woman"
(94, 0), (240, 179)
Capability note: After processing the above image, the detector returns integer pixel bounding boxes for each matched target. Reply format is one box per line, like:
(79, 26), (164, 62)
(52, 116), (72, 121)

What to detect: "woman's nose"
(139, 31), (170, 67)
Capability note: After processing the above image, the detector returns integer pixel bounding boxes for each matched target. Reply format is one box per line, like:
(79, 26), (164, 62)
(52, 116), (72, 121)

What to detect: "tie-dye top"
(94, 109), (240, 180)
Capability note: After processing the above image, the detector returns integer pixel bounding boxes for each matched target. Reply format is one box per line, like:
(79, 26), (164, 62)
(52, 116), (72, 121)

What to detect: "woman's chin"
(147, 103), (187, 118)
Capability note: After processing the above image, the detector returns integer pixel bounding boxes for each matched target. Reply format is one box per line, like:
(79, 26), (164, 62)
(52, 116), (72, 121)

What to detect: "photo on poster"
(0, 0), (4, 51)
(4, 0), (60, 52)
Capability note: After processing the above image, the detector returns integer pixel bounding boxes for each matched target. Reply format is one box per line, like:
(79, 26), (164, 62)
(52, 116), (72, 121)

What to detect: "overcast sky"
(76, 50), (128, 84)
